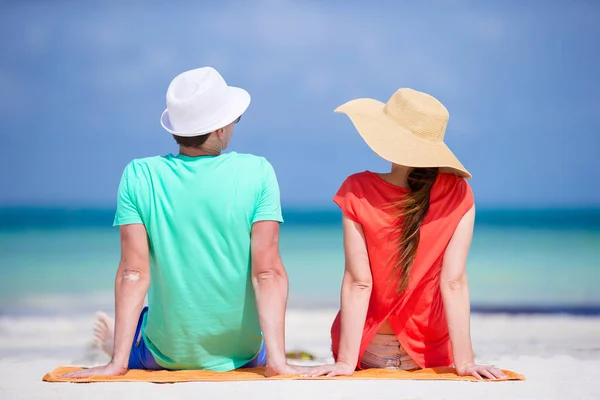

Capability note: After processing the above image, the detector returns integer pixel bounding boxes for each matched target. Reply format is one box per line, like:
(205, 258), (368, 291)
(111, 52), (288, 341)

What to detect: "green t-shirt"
(113, 152), (283, 371)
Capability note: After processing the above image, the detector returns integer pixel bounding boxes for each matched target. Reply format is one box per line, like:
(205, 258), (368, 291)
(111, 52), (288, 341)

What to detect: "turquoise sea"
(0, 208), (599, 316)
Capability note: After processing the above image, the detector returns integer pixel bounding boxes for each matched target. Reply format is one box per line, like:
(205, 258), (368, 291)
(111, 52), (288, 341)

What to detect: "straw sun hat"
(335, 88), (471, 178)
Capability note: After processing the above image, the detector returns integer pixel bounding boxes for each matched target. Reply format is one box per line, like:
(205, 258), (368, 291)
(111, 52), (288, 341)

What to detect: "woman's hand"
(456, 362), (506, 380)
(59, 362), (128, 379)
(301, 361), (355, 378)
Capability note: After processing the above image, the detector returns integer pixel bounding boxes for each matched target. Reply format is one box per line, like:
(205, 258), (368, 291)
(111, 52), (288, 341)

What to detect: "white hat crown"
(160, 67), (250, 137)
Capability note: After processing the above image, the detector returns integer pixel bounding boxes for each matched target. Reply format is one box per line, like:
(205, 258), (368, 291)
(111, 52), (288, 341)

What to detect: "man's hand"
(59, 362), (127, 379)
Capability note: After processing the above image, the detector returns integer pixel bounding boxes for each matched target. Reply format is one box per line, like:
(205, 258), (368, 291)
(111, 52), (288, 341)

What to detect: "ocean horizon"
(2, 206), (600, 230)
(1, 207), (599, 317)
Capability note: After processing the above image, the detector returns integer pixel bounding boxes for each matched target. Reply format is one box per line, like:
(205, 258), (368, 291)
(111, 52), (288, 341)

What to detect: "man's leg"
(243, 341), (267, 368)
(93, 312), (115, 356)
(92, 307), (163, 370)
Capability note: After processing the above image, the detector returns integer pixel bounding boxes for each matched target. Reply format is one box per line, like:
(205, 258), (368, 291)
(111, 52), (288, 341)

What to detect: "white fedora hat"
(160, 67), (250, 136)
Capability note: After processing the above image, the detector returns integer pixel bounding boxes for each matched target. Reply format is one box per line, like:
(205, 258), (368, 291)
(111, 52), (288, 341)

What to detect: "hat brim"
(160, 86), (251, 136)
(335, 98), (471, 178)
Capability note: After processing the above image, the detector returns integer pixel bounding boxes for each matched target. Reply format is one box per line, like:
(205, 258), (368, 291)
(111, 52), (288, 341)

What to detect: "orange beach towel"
(43, 366), (525, 383)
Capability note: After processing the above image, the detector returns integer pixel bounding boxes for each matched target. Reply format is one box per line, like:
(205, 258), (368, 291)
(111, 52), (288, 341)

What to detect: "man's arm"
(250, 220), (294, 376)
(63, 224), (150, 378)
(110, 224), (151, 369)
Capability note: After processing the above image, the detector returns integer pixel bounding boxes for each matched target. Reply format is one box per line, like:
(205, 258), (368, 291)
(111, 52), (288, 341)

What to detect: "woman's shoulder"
(432, 173), (474, 211)
(435, 172), (471, 192)
(337, 171), (373, 188)
(338, 171), (383, 197)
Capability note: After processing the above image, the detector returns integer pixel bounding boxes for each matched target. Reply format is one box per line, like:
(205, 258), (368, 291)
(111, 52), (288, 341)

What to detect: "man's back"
(114, 151), (282, 371)
(62, 67), (303, 380)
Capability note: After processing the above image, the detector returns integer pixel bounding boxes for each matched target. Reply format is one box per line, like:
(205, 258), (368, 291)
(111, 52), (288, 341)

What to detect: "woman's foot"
(93, 312), (115, 357)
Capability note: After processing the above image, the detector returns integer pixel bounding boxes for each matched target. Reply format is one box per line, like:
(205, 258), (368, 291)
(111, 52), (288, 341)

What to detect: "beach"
(0, 310), (598, 399)
(1, 213), (600, 399)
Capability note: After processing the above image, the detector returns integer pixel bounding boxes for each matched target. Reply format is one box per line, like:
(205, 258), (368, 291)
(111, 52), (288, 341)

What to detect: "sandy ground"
(1, 310), (599, 399)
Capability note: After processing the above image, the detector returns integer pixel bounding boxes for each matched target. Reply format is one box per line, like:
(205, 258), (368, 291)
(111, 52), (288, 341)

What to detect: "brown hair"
(391, 167), (439, 293)
(172, 133), (211, 148)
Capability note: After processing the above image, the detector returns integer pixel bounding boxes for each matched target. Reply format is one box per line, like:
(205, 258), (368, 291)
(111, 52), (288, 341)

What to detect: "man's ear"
(215, 128), (224, 139)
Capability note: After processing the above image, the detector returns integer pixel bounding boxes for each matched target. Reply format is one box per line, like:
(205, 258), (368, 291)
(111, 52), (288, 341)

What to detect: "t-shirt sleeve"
(252, 159), (283, 224)
(333, 177), (361, 223)
(113, 162), (143, 226)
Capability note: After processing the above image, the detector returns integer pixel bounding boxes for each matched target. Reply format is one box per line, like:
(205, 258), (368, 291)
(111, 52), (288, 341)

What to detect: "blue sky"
(0, 0), (599, 208)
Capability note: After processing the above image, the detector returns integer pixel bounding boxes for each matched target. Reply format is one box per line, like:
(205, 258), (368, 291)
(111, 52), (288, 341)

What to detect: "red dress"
(331, 171), (474, 368)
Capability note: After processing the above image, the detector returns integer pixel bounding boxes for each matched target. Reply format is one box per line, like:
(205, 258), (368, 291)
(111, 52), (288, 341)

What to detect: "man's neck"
(179, 145), (221, 157)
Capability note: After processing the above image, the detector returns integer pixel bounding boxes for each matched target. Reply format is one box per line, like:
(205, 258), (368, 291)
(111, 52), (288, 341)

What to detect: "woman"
(305, 88), (505, 380)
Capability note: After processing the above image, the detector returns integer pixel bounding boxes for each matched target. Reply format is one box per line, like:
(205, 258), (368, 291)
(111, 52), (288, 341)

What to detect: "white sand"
(1, 310), (600, 399)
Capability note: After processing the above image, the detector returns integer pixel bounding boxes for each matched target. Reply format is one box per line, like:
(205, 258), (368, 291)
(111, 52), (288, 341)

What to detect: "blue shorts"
(128, 307), (267, 370)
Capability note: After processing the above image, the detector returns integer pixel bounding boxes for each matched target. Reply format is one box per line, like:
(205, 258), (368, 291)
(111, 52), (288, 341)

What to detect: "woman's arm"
(306, 216), (372, 377)
(441, 206), (505, 380)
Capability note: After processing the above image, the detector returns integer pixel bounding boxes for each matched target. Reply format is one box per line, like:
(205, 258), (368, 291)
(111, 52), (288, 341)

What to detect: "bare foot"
(93, 312), (115, 357)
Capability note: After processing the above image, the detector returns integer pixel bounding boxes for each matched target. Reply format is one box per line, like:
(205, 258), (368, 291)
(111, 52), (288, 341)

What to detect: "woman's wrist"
(336, 356), (356, 369)
(337, 360), (354, 367)
(455, 359), (475, 371)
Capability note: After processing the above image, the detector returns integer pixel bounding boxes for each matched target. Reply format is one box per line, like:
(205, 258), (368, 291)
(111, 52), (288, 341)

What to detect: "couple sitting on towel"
(64, 67), (505, 381)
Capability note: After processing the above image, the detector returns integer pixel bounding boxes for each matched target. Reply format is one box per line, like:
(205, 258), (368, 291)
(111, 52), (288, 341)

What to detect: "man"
(65, 67), (301, 377)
